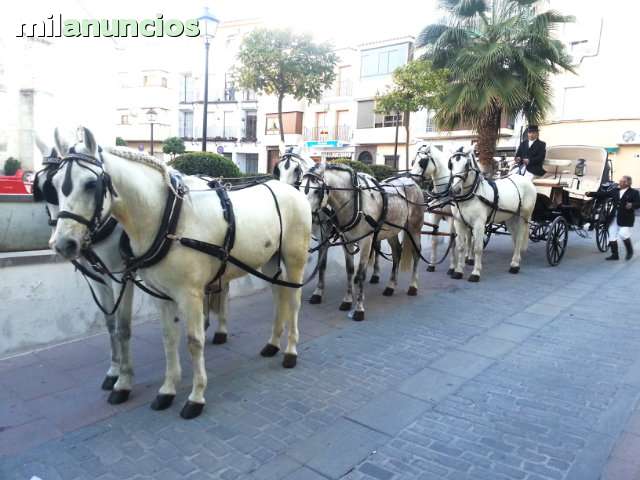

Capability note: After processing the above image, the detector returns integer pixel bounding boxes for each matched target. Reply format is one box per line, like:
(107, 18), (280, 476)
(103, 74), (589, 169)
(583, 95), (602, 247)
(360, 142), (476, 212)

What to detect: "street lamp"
(146, 108), (157, 156)
(199, 6), (220, 152)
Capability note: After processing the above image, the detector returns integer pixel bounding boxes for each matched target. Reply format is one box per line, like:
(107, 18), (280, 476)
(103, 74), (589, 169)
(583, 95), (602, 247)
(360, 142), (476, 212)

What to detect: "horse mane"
(104, 146), (178, 194)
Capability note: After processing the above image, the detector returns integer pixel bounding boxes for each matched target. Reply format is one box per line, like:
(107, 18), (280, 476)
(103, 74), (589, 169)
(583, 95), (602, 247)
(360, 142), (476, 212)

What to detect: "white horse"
(448, 148), (536, 281)
(302, 162), (424, 321)
(49, 127), (311, 419)
(274, 151), (381, 311)
(410, 143), (468, 275)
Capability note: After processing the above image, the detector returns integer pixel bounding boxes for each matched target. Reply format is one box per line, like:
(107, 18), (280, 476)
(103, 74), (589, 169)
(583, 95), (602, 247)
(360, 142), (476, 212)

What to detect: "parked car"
(0, 169), (33, 195)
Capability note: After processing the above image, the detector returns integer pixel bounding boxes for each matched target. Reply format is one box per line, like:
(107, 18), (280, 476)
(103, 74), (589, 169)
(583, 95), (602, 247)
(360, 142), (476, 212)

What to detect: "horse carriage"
(484, 145), (615, 265)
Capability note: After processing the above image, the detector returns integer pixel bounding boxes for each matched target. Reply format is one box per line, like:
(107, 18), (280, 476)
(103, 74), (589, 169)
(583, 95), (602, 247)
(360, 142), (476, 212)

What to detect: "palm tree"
(417, 0), (575, 169)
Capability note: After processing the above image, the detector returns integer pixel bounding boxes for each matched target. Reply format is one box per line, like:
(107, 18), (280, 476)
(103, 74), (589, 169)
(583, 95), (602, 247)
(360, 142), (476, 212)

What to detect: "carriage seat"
(532, 177), (569, 187)
(532, 158), (573, 188)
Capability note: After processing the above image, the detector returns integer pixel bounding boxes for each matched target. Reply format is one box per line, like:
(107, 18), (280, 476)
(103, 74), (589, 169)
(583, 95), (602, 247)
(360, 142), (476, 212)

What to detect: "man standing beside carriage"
(588, 176), (640, 260)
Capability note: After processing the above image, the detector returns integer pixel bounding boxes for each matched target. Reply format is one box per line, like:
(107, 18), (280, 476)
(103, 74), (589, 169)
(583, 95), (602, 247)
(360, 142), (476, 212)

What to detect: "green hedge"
(328, 158), (374, 176)
(168, 152), (241, 178)
(369, 164), (397, 182)
(3, 157), (21, 176)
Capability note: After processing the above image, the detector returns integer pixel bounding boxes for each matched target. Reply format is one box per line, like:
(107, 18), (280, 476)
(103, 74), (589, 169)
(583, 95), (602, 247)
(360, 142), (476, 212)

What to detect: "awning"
(606, 147), (619, 153)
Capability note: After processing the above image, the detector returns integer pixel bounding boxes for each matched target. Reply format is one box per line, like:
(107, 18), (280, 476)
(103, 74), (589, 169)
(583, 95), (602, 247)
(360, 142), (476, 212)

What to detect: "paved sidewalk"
(2, 229), (640, 480)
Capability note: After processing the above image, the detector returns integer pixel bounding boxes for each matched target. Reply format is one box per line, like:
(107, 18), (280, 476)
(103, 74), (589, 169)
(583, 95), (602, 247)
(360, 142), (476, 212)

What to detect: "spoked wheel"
(529, 222), (545, 242)
(595, 198), (614, 252)
(546, 217), (568, 266)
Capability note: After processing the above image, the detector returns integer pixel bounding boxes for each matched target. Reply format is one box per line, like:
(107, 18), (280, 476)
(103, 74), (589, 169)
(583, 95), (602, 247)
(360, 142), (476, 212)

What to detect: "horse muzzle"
(52, 236), (81, 259)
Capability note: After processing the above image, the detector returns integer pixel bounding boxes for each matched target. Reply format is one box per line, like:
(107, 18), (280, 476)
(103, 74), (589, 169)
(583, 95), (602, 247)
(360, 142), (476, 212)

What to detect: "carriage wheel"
(595, 198), (614, 252)
(529, 222), (544, 243)
(546, 217), (568, 266)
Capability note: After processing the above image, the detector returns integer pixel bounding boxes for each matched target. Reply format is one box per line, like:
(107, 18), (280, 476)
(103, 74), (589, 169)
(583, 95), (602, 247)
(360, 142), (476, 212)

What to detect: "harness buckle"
(166, 233), (182, 241)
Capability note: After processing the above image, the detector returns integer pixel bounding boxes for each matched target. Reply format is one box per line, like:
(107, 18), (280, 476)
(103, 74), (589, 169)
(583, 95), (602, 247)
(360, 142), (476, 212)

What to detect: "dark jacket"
(589, 186), (640, 227)
(515, 139), (546, 176)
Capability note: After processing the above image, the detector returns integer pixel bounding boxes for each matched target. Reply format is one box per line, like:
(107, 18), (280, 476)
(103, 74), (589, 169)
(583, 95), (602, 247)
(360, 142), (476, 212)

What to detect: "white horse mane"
(104, 146), (178, 194)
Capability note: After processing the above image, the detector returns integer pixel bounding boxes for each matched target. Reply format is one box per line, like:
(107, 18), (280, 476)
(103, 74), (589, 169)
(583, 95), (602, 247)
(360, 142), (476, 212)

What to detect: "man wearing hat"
(514, 125), (546, 179)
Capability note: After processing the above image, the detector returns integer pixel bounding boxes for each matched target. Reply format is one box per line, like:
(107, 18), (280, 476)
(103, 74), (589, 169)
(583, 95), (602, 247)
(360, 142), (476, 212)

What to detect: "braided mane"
(105, 146), (177, 194)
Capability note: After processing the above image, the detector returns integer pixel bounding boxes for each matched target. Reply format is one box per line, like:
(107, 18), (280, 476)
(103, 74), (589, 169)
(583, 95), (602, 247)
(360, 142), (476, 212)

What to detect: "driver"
(587, 175), (640, 260)
(513, 125), (546, 179)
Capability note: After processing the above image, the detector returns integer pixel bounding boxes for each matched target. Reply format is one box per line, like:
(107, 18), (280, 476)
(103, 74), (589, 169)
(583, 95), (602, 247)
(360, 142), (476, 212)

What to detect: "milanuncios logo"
(17, 14), (200, 38)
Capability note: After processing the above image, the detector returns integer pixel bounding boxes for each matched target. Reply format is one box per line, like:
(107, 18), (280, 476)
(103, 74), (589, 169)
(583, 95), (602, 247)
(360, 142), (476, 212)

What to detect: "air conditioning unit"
(622, 130), (638, 144)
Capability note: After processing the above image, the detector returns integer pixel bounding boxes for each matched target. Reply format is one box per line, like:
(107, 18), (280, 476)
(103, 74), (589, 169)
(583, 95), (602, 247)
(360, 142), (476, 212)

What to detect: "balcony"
(323, 80), (353, 99)
(304, 125), (352, 143)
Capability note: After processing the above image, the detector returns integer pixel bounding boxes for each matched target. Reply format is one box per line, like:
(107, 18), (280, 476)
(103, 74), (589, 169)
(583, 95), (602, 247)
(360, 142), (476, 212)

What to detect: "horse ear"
(35, 135), (50, 156)
(54, 127), (71, 156)
(315, 161), (326, 175)
(80, 127), (98, 155)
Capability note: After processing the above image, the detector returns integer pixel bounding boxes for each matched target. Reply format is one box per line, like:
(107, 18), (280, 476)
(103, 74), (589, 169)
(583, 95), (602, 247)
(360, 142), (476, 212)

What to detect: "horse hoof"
(369, 275), (380, 284)
(509, 266), (520, 274)
(309, 294), (322, 305)
(451, 272), (463, 280)
(339, 301), (352, 311)
(212, 332), (227, 345)
(282, 354), (297, 369)
(426, 265), (436, 272)
(446, 268), (455, 276)
(407, 286), (418, 296)
(382, 287), (394, 296)
(465, 258), (475, 266)
(352, 310), (365, 322)
(101, 375), (118, 391)
(180, 401), (204, 419)
(260, 343), (280, 357)
(150, 394), (175, 411)
(107, 389), (130, 405)
(468, 274), (480, 283)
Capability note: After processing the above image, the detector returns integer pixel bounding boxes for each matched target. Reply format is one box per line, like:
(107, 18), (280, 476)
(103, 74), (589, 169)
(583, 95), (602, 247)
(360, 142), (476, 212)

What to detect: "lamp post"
(146, 108), (157, 156)
(199, 7), (220, 152)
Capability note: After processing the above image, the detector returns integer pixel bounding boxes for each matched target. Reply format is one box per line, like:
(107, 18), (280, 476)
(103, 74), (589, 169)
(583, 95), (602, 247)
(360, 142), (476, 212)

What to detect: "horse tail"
(367, 241), (377, 268)
(400, 232), (415, 272)
(208, 290), (222, 314)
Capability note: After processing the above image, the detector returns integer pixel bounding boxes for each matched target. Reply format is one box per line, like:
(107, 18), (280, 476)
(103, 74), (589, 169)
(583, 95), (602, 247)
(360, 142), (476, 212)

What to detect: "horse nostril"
(61, 238), (79, 257)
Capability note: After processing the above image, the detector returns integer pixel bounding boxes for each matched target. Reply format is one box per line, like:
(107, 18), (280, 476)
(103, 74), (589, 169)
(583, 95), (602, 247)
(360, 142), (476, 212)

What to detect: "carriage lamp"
(199, 6), (220, 152)
(575, 158), (586, 177)
(146, 108), (157, 156)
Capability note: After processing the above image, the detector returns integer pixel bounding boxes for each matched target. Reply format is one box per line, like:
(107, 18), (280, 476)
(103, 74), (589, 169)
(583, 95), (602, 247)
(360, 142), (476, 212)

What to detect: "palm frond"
(416, 23), (449, 48)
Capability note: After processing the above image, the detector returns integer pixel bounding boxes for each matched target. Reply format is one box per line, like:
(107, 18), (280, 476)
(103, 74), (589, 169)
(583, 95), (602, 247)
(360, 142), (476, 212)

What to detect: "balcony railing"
(304, 125), (352, 142)
(323, 80), (353, 98)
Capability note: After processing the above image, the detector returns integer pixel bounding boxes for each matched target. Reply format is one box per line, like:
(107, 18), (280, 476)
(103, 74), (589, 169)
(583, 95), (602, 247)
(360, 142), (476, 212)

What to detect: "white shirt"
(528, 140), (535, 148)
(619, 187), (628, 199)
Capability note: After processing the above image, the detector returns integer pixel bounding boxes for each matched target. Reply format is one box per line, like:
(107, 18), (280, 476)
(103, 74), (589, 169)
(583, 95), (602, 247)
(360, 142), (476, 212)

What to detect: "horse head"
(48, 126), (116, 259)
(274, 153), (306, 187)
(448, 147), (478, 196)
(410, 143), (437, 180)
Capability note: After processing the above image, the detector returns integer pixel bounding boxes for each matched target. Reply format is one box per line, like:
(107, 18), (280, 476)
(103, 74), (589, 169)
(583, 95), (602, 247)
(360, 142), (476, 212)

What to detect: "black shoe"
(606, 241), (619, 260)
(623, 239), (634, 260)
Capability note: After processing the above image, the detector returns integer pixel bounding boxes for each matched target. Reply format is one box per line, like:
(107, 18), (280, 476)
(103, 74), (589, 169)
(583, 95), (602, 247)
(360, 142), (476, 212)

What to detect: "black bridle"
(448, 151), (482, 201)
(273, 153), (306, 188)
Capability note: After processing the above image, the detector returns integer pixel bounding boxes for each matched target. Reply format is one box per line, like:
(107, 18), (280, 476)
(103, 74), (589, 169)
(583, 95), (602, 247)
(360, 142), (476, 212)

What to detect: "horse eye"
(85, 180), (97, 191)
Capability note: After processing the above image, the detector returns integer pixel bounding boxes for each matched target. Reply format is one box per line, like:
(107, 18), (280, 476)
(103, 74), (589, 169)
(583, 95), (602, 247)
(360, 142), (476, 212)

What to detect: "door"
(336, 110), (349, 141)
(267, 148), (280, 173)
(315, 112), (328, 141)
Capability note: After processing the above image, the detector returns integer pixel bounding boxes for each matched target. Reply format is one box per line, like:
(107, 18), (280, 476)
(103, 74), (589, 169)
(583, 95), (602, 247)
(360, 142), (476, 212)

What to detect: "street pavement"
(1, 227), (640, 480)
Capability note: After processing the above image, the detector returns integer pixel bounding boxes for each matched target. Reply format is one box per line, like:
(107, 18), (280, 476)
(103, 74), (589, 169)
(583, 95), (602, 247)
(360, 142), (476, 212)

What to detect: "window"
(180, 75), (195, 103)
(223, 152), (233, 162)
(360, 43), (409, 78)
(375, 112), (404, 128)
(179, 111), (193, 138)
(265, 112), (303, 135)
(244, 110), (257, 140)
(384, 155), (399, 169)
(120, 114), (129, 125)
(358, 151), (373, 165)
(245, 153), (259, 174)
(425, 110), (436, 132)
(357, 101), (375, 129)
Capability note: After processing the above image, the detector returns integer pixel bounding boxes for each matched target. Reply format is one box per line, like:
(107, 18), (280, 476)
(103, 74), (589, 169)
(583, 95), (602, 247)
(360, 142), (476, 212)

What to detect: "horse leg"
(211, 283), (230, 344)
(428, 213), (440, 272)
(468, 222), (485, 282)
(408, 230), (421, 295)
(179, 292), (208, 419)
(353, 237), (372, 321)
(260, 256), (286, 358)
(280, 251), (307, 369)
(339, 246), (355, 311)
(309, 244), (327, 304)
(383, 236), (402, 296)
(109, 281), (135, 404)
(447, 220), (457, 276)
(150, 300), (181, 412)
(506, 218), (523, 273)
(465, 233), (475, 266)
(452, 220), (467, 279)
(370, 241), (381, 283)
(91, 278), (120, 391)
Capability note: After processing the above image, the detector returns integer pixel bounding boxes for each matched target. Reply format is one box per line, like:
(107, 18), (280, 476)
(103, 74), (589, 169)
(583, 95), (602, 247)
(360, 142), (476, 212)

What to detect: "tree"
(115, 137), (127, 147)
(417, 0), (574, 169)
(162, 136), (186, 159)
(236, 28), (338, 143)
(376, 60), (448, 169)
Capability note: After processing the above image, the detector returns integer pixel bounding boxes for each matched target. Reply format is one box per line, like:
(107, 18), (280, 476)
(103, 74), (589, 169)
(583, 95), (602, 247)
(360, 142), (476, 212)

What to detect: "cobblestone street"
(2, 229), (640, 480)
